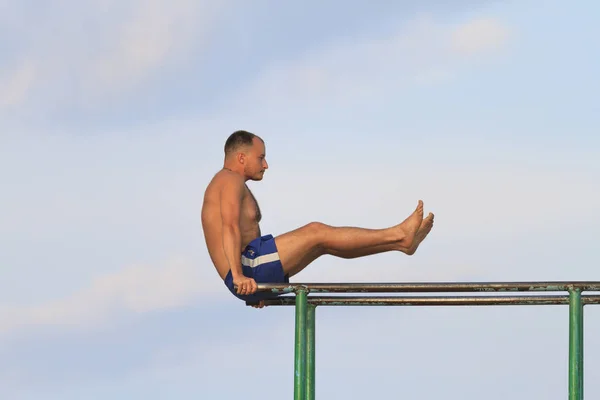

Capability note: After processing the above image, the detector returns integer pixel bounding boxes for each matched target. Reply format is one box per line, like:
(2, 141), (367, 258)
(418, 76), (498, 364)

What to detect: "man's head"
(223, 130), (268, 181)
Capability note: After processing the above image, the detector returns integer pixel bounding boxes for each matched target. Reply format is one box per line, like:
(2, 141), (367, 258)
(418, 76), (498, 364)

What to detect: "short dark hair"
(224, 130), (262, 155)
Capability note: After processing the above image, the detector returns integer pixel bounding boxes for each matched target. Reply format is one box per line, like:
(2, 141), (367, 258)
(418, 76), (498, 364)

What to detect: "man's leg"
(274, 201), (427, 277)
(328, 212), (434, 258)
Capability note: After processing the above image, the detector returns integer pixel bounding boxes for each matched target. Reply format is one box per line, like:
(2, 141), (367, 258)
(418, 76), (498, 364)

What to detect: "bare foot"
(397, 200), (424, 247)
(402, 212), (434, 255)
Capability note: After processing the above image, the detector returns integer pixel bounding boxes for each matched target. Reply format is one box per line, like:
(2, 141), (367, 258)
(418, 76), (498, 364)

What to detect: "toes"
(422, 213), (433, 224)
(422, 213), (434, 229)
(414, 200), (423, 210)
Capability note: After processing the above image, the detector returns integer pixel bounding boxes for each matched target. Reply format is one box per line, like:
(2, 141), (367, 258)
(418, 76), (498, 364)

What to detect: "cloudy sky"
(1, 0), (599, 399)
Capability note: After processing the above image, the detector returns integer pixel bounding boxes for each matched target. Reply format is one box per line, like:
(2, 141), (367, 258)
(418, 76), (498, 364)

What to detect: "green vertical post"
(568, 288), (584, 400)
(294, 288), (308, 400)
(306, 305), (316, 400)
(579, 295), (584, 398)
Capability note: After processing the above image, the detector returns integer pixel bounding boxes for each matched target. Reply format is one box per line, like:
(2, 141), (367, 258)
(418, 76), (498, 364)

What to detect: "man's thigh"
(274, 223), (325, 277)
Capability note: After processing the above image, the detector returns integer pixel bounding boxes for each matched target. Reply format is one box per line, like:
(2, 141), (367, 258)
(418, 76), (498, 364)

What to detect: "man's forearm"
(223, 224), (243, 277)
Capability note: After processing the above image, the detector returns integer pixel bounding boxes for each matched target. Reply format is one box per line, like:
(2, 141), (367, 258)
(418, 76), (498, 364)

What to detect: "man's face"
(244, 137), (268, 180)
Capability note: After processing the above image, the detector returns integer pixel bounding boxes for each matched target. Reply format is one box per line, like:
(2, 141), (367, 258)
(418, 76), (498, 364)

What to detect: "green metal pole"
(294, 289), (308, 400)
(579, 298), (584, 399)
(568, 288), (583, 400)
(306, 305), (316, 400)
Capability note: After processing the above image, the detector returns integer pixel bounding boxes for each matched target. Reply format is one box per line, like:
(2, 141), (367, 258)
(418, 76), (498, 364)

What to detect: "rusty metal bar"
(255, 281), (600, 294)
(260, 294), (600, 307)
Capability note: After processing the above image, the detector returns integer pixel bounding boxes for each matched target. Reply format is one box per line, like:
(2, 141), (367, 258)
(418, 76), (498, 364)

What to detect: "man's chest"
(242, 188), (262, 223)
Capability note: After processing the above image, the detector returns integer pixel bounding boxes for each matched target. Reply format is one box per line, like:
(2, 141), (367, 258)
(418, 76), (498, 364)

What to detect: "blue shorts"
(224, 234), (289, 303)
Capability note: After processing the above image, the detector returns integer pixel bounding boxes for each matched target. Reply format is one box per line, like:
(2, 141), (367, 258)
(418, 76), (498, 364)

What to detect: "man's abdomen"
(240, 224), (261, 251)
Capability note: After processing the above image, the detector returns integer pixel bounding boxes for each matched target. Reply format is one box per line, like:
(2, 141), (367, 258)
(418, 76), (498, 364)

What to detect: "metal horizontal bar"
(255, 281), (600, 294)
(256, 294), (600, 307)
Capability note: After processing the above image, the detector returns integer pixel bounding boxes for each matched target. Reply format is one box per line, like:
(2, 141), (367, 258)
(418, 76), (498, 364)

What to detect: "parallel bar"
(294, 289), (308, 400)
(244, 282), (600, 400)
(262, 294), (600, 307)
(306, 305), (316, 400)
(255, 281), (600, 294)
(569, 289), (584, 400)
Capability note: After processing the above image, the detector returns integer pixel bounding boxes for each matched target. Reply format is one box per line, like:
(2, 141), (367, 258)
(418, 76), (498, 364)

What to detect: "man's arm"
(220, 175), (257, 295)
(220, 175), (244, 277)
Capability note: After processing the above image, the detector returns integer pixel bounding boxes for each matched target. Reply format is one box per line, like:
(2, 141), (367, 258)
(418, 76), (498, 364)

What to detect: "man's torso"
(201, 170), (262, 279)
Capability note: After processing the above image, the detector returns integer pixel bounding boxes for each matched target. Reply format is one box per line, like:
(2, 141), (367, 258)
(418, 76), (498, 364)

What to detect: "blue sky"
(1, 0), (599, 399)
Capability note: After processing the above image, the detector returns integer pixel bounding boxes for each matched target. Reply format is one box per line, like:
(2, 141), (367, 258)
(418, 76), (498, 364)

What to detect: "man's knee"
(302, 222), (331, 250)
(305, 221), (328, 234)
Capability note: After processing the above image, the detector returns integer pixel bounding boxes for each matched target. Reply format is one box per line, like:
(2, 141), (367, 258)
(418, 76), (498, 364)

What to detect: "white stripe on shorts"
(241, 252), (280, 268)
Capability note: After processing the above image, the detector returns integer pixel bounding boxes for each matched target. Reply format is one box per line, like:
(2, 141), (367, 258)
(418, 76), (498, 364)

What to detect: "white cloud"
(450, 17), (511, 55)
(0, 59), (36, 108)
(86, 0), (220, 96)
(0, 0), (226, 111)
(0, 8), (510, 116)
(0, 257), (225, 337)
(231, 15), (513, 111)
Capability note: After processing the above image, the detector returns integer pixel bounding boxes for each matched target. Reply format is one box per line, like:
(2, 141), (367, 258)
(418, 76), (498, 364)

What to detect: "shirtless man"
(201, 130), (435, 307)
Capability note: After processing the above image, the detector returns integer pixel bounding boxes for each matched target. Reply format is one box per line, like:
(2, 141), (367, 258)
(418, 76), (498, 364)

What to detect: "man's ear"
(237, 152), (245, 164)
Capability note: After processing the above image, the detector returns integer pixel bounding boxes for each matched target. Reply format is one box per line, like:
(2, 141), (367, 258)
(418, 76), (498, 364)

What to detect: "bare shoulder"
(202, 170), (243, 218)
(205, 170), (245, 198)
